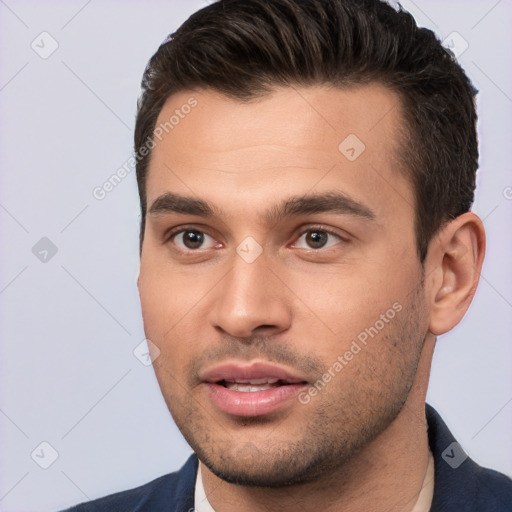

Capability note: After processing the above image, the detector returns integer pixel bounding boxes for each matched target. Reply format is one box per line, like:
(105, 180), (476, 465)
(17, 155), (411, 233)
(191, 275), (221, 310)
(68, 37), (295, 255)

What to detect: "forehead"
(146, 84), (413, 222)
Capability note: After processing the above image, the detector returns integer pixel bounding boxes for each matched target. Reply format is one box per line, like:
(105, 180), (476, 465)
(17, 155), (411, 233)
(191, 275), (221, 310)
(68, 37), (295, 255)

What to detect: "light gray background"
(0, 1), (510, 511)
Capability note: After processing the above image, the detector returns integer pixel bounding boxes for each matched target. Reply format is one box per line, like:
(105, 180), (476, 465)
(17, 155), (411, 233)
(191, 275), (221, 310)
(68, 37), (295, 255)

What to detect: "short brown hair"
(134, 0), (478, 261)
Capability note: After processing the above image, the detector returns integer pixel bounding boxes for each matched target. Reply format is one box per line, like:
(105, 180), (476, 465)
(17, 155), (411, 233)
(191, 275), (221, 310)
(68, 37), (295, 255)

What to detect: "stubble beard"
(158, 287), (427, 488)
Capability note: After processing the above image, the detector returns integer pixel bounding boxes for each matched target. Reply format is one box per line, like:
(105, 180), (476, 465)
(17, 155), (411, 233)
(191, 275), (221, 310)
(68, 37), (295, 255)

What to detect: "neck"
(201, 336), (436, 512)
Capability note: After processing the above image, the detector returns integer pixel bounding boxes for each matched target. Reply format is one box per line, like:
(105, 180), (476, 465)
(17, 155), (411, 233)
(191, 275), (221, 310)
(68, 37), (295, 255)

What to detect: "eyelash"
(165, 225), (349, 252)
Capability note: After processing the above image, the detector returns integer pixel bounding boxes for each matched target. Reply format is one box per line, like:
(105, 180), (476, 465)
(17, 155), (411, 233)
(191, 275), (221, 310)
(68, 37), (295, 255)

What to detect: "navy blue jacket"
(62, 405), (512, 511)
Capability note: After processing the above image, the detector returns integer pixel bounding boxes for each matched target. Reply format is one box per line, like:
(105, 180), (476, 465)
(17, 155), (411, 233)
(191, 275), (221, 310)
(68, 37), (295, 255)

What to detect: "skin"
(137, 84), (485, 512)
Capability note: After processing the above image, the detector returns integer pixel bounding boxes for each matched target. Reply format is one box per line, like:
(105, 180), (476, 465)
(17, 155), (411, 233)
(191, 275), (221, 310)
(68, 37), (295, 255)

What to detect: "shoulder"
(59, 454), (198, 512)
(432, 461), (512, 511)
(427, 404), (512, 512)
(473, 465), (512, 511)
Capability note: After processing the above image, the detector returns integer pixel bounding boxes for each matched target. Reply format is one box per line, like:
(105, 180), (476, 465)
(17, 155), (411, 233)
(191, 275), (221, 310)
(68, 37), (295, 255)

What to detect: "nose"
(208, 253), (292, 339)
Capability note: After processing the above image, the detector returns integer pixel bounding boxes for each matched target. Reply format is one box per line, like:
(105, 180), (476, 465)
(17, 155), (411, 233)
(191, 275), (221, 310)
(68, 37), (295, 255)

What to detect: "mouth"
(201, 362), (309, 417)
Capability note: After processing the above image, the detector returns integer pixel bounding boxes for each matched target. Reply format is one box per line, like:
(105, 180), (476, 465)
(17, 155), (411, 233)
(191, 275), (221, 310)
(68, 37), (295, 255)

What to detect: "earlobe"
(427, 212), (485, 336)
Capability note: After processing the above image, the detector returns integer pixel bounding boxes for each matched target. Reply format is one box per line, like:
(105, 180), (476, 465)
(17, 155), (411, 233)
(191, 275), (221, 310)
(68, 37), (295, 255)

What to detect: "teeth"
(224, 383), (275, 392)
(223, 379), (281, 392)
(225, 378), (280, 385)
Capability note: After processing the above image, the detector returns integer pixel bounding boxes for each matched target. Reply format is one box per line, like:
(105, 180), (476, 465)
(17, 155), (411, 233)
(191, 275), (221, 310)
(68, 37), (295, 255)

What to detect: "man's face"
(138, 85), (430, 485)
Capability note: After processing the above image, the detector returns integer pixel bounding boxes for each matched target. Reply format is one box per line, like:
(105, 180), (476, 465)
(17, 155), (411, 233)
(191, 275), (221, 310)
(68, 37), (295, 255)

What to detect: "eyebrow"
(149, 192), (214, 217)
(148, 191), (376, 223)
(267, 192), (375, 223)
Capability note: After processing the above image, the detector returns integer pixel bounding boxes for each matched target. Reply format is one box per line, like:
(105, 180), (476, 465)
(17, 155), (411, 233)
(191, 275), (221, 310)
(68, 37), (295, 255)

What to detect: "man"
(63, 0), (512, 510)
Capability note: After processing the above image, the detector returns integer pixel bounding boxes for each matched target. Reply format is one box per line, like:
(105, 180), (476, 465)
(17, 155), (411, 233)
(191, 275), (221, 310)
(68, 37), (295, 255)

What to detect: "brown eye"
(294, 229), (342, 250)
(305, 231), (329, 249)
(172, 230), (215, 250)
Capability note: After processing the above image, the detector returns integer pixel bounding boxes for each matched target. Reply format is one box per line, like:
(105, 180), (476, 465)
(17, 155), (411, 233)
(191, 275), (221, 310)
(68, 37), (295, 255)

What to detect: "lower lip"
(205, 382), (307, 417)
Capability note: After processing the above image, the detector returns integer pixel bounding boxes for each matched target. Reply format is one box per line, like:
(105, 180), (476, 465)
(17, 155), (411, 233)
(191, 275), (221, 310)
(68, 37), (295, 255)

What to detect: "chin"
(192, 433), (355, 488)
(201, 455), (323, 488)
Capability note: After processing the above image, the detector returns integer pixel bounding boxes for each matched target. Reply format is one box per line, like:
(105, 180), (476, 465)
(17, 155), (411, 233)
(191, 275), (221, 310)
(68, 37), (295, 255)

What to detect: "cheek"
(138, 274), (171, 337)
(284, 257), (420, 375)
(289, 266), (404, 337)
(138, 258), (200, 332)
(138, 262), (214, 373)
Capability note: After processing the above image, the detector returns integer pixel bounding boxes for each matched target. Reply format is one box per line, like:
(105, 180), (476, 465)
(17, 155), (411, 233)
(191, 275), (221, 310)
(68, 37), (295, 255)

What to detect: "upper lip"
(200, 361), (308, 384)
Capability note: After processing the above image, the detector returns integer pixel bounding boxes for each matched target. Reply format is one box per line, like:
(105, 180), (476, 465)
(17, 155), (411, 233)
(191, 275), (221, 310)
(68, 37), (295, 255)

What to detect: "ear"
(425, 212), (486, 336)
